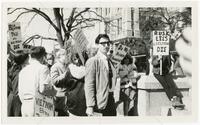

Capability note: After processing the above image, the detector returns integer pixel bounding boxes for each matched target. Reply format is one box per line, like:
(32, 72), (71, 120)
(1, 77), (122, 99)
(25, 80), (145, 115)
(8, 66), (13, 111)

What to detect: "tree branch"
(60, 8), (67, 34)
(7, 8), (31, 14)
(12, 10), (34, 22)
(24, 13), (38, 31)
(88, 9), (105, 21)
(71, 24), (95, 32)
(73, 8), (90, 20)
(66, 8), (76, 27)
(24, 34), (57, 44)
(32, 8), (59, 32)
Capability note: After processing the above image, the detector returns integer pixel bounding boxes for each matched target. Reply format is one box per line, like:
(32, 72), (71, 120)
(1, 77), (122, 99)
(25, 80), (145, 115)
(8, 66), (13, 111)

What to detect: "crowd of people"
(7, 29), (190, 117)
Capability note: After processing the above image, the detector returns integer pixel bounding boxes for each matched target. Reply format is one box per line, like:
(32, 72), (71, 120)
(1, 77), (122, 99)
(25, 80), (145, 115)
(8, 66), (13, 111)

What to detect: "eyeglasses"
(99, 41), (110, 46)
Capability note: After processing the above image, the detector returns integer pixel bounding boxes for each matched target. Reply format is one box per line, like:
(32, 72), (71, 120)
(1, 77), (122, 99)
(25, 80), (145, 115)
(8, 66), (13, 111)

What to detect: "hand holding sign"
(153, 31), (170, 75)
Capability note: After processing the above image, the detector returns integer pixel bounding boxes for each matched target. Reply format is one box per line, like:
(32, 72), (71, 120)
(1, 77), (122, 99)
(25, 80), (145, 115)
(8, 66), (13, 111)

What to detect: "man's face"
(98, 37), (110, 55)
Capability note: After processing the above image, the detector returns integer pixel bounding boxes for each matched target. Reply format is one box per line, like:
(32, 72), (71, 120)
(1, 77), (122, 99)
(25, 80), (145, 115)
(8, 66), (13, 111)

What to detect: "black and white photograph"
(0, 0), (199, 124)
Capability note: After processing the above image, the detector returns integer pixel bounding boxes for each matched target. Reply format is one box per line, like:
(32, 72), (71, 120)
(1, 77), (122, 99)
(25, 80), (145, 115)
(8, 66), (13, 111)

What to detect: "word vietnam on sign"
(8, 22), (23, 52)
(111, 44), (130, 68)
(153, 30), (170, 56)
(73, 28), (89, 64)
(34, 91), (55, 117)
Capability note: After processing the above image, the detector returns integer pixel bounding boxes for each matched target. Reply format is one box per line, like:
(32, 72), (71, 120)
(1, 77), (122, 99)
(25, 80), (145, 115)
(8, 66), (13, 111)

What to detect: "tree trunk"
(53, 8), (64, 48)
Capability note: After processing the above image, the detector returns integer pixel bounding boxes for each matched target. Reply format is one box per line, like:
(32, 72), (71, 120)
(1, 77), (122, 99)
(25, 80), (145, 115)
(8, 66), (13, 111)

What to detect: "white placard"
(8, 22), (23, 51)
(153, 30), (170, 56)
(111, 44), (130, 68)
(73, 28), (89, 64)
(34, 91), (54, 117)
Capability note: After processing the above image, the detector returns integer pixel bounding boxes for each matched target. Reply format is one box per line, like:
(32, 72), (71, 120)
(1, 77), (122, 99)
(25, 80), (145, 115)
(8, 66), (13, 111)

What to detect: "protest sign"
(153, 30), (170, 56)
(34, 91), (54, 117)
(8, 22), (23, 52)
(153, 30), (170, 75)
(111, 44), (130, 68)
(23, 44), (32, 52)
(73, 28), (89, 64)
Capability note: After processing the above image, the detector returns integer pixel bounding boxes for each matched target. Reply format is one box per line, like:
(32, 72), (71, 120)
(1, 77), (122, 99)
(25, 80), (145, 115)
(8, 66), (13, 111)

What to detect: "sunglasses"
(99, 41), (110, 46)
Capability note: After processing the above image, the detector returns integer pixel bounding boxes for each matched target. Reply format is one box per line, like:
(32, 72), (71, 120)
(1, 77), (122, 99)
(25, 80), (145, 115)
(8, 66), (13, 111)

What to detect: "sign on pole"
(8, 22), (23, 52)
(153, 30), (170, 75)
(111, 44), (130, 68)
(73, 28), (89, 65)
(34, 91), (55, 117)
(153, 30), (170, 56)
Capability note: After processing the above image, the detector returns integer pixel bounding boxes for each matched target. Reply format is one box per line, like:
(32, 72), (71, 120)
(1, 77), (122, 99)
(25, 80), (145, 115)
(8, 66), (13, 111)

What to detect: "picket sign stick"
(160, 55), (162, 75)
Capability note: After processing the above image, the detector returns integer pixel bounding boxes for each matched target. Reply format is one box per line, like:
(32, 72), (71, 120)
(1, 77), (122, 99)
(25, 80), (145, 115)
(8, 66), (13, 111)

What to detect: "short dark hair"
(13, 50), (29, 65)
(95, 34), (110, 44)
(121, 54), (133, 65)
(30, 46), (47, 60)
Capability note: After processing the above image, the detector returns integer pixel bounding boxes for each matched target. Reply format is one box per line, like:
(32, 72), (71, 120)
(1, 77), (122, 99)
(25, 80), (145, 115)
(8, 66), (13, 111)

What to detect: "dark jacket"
(64, 64), (87, 116)
(7, 65), (22, 116)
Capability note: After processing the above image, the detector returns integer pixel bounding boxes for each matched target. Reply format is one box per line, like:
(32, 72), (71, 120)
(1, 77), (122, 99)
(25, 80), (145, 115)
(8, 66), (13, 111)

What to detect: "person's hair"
(30, 46), (47, 60)
(95, 34), (110, 44)
(47, 53), (55, 60)
(121, 54), (133, 65)
(56, 49), (66, 59)
(13, 50), (29, 65)
(70, 51), (88, 66)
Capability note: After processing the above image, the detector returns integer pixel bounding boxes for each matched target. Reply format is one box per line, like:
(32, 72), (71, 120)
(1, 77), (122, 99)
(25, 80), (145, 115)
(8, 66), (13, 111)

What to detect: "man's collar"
(29, 59), (40, 64)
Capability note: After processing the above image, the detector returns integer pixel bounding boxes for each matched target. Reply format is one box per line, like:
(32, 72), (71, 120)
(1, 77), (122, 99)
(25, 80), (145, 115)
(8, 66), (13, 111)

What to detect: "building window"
(117, 18), (122, 35)
(99, 8), (102, 16)
(105, 8), (108, 15)
(105, 22), (110, 34)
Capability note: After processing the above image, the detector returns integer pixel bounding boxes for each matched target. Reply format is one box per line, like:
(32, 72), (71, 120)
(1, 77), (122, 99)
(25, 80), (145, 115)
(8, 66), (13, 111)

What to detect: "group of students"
(7, 34), (140, 117)
(8, 28), (191, 117)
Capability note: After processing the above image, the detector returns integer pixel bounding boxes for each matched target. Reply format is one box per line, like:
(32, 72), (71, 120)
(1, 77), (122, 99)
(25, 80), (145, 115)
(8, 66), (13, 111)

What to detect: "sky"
(7, 8), (98, 53)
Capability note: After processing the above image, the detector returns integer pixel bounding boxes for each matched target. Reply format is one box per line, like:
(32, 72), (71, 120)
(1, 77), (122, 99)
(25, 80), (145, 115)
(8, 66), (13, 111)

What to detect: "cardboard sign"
(23, 44), (32, 52)
(34, 91), (54, 117)
(111, 44), (130, 68)
(153, 31), (170, 56)
(73, 28), (89, 64)
(8, 22), (23, 52)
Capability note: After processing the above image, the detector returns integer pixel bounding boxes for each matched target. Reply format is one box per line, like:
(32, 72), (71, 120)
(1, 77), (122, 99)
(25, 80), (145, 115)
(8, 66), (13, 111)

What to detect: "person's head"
(86, 43), (99, 58)
(71, 53), (81, 66)
(56, 49), (67, 64)
(95, 34), (111, 55)
(46, 53), (54, 66)
(121, 54), (133, 66)
(71, 51), (88, 66)
(13, 50), (29, 66)
(30, 46), (47, 64)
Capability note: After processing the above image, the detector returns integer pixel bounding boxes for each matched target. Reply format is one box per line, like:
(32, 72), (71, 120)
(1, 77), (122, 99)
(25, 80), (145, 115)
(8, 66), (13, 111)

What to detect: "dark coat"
(7, 65), (22, 116)
(64, 66), (87, 116)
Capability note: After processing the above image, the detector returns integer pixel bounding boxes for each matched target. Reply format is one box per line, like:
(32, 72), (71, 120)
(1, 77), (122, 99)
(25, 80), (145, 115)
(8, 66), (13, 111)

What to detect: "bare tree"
(8, 8), (104, 48)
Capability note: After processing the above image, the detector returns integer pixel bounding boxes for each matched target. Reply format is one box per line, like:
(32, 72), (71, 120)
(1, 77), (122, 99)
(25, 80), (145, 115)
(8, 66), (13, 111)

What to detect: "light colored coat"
(50, 61), (68, 97)
(84, 52), (116, 110)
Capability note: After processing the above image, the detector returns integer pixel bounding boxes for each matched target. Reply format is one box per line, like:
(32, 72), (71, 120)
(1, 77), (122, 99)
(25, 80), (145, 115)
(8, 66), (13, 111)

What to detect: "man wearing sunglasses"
(84, 34), (116, 116)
